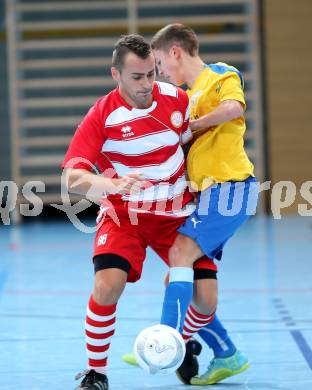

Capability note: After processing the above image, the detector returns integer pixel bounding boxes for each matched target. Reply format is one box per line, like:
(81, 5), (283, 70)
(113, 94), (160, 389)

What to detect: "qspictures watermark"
(1, 178), (312, 233)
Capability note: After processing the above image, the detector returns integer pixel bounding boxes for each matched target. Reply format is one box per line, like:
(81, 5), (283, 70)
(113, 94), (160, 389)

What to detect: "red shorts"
(93, 211), (217, 282)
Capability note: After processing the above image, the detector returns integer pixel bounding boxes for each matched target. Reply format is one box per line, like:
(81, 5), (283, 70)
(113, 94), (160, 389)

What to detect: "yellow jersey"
(187, 62), (254, 190)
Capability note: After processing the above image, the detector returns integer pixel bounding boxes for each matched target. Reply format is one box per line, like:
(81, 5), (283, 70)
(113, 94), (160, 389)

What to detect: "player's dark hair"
(151, 24), (199, 56)
(112, 34), (151, 71)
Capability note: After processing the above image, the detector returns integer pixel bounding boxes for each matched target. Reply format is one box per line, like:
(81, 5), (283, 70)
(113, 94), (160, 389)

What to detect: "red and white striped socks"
(85, 295), (116, 375)
(182, 304), (215, 341)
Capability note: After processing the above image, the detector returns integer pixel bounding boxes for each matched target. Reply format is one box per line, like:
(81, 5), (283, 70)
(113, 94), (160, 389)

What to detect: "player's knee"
(168, 245), (180, 266)
(93, 278), (122, 305)
(168, 244), (193, 267)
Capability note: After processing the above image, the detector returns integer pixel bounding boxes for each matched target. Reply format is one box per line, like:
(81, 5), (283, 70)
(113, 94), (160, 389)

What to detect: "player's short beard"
(135, 91), (152, 108)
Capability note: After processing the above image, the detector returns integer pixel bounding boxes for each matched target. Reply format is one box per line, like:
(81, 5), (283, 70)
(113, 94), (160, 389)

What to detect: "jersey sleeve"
(62, 100), (106, 171)
(219, 72), (246, 110)
(178, 88), (193, 145)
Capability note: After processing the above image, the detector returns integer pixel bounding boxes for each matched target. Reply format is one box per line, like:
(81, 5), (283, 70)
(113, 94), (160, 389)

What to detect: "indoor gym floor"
(0, 215), (311, 390)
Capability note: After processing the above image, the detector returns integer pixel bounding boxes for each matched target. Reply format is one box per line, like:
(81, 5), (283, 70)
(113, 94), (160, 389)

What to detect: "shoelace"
(207, 358), (217, 370)
(192, 359), (216, 380)
(75, 369), (95, 384)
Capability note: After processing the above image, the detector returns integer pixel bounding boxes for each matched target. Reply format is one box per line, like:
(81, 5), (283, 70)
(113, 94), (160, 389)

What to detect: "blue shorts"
(178, 176), (259, 260)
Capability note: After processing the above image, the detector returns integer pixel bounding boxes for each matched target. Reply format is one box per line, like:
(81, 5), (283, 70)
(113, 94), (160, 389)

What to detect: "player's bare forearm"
(64, 168), (115, 199)
(190, 99), (244, 132)
(64, 168), (147, 201)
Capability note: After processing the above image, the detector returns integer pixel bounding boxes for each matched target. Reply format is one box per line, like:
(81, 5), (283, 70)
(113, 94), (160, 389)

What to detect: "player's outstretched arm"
(64, 168), (147, 200)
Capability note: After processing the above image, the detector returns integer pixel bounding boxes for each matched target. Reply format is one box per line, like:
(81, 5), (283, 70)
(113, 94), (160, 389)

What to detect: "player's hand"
(112, 173), (151, 195)
(189, 119), (200, 131)
(190, 119), (213, 135)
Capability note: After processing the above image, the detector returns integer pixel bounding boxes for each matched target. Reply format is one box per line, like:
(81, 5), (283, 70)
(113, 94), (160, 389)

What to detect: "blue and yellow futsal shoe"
(190, 349), (250, 385)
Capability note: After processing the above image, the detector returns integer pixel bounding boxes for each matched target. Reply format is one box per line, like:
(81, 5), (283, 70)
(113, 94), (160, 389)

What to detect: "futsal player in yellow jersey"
(186, 62), (254, 189)
(150, 24), (259, 385)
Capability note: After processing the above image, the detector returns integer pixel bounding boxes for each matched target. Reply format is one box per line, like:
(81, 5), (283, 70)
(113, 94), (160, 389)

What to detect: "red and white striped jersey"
(63, 81), (194, 216)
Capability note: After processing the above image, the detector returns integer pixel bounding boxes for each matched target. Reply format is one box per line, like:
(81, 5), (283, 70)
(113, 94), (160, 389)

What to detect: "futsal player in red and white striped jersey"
(63, 34), (219, 390)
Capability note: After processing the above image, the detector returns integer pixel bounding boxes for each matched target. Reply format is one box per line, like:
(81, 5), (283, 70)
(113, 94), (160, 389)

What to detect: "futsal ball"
(134, 324), (186, 374)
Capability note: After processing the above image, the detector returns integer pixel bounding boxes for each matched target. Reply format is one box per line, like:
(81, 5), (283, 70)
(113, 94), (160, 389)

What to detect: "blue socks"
(198, 315), (236, 358)
(160, 268), (236, 359)
(160, 267), (193, 333)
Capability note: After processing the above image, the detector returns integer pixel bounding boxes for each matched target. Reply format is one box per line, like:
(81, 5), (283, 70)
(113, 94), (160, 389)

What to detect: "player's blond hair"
(151, 24), (199, 56)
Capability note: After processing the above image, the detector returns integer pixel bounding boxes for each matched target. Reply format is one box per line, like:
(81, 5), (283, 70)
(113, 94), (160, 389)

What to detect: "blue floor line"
(291, 330), (312, 371)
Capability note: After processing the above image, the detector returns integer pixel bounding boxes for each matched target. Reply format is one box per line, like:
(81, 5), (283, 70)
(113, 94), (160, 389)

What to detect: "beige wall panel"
(264, 0), (312, 214)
